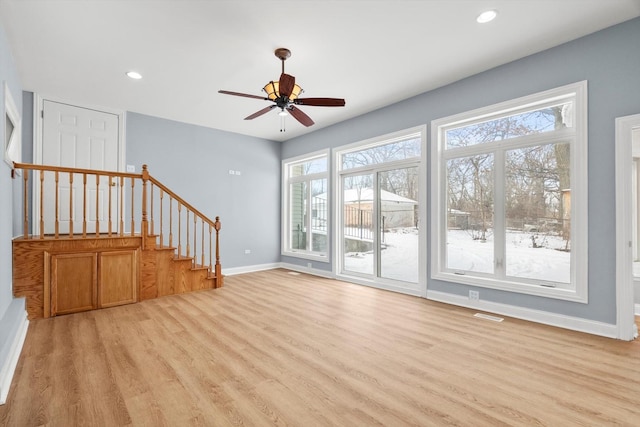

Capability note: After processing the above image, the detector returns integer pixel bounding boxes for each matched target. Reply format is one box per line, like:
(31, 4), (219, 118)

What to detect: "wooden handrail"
(13, 162), (141, 180)
(146, 174), (217, 228)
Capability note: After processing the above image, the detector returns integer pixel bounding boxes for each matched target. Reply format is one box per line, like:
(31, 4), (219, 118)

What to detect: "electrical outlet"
(244, 249), (251, 254)
(469, 290), (480, 301)
(307, 262), (312, 268)
(126, 164), (135, 173)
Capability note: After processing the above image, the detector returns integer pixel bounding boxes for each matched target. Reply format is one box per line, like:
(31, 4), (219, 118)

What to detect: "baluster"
(130, 177), (135, 237)
(39, 170), (44, 239)
(82, 173), (87, 238)
(193, 213), (197, 266)
(186, 210), (190, 258)
(141, 165), (149, 246)
(159, 189), (164, 246)
(69, 173), (74, 238)
(22, 169), (28, 239)
(108, 176), (113, 236)
(214, 216), (222, 287)
(54, 171), (59, 238)
(95, 174), (100, 237)
(150, 182), (154, 236)
(169, 197), (173, 248)
(208, 223), (213, 272)
(119, 176), (124, 236)
(201, 219), (205, 267)
(177, 203), (182, 256)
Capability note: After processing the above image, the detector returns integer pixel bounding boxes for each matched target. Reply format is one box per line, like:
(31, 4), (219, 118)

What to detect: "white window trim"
(4, 82), (21, 169)
(430, 81), (588, 303)
(281, 148), (330, 262)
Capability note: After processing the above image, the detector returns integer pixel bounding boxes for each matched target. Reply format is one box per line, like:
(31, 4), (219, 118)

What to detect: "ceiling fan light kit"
(263, 80), (303, 101)
(219, 47), (345, 129)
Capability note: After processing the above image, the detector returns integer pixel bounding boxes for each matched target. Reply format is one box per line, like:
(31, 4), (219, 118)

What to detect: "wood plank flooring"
(2, 268), (640, 426)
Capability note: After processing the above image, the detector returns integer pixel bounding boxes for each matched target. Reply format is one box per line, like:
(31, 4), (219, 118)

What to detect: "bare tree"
(446, 105), (569, 247)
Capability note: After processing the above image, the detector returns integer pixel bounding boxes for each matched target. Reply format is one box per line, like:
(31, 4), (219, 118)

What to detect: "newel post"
(214, 216), (224, 288)
(141, 164), (150, 250)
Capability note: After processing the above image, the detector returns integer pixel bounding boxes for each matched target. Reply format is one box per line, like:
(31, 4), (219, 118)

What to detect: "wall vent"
(474, 313), (504, 322)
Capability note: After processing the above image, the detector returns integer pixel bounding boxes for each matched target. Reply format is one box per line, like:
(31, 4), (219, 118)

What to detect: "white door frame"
(614, 113), (640, 340)
(32, 94), (126, 235)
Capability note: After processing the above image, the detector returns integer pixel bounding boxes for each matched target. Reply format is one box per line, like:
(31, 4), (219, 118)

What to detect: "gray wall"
(0, 19), (25, 387)
(282, 17), (640, 324)
(126, 112), (281, 270)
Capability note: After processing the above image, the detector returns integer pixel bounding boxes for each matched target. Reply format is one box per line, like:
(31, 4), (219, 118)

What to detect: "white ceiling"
(1, 0), (639, 142)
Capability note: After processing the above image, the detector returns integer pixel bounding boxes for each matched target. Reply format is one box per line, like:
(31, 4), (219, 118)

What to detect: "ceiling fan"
(218, 48), (346, 129)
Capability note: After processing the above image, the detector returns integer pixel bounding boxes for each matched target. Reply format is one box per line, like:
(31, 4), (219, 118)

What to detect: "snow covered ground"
(344, 228), (419, 283)
(343, 228), (570, 284)
(447, 229), (570, 283)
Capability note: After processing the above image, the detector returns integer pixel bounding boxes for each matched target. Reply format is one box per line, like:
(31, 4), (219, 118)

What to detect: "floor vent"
(288, 271), (301, 275)
(474, 313), (504, 322)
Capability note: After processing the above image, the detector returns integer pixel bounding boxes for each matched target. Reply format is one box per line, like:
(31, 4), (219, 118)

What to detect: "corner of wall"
(0, 297), (29, 405)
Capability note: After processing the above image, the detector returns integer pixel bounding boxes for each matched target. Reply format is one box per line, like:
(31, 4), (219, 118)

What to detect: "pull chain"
(280, 115), (286, 132)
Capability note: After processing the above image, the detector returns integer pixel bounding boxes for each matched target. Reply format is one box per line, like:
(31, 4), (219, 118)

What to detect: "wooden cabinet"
(51, 252), (98, 316)
(49, 249), (138, 316)
(99, 251), (137, 308)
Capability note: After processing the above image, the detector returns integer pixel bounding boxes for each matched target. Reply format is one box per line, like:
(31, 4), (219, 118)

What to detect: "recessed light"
(126, 71), (142, 80)
(477, 10), (498, 24)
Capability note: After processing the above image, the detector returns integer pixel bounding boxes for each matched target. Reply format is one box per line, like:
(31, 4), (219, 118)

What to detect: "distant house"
(340, 188), (417, 230)
(448, 208), (471, 229)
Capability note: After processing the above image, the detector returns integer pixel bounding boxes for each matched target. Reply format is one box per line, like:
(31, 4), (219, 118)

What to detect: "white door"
(39, 100), (121, 235)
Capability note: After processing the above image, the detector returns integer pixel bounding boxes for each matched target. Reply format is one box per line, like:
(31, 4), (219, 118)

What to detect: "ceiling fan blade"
(278, 73), (295, 98)
(244, 105), (276, 120)
(288, 106), (315, 127)
(294, 97), (346, 107)
(219, 90), (268, 101)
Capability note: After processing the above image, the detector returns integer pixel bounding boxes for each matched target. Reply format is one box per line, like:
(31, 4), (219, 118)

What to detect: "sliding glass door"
(336, 128), (424, 294)
(379, 166), (419, 283)
(342, 173), (374, 276)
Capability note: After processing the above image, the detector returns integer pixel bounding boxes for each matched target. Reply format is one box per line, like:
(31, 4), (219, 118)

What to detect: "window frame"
(430, 81), (588, 302)
(281, 149), (330, 262)
(3, 82), (21, 169)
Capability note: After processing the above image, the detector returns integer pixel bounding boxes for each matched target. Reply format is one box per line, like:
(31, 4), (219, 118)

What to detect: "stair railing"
(142, 165), (223, 285)
(11, 162), (222, 286)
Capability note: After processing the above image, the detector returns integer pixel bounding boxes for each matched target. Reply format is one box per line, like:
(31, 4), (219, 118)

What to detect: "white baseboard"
(223, 262), (336, 279)
(0, 310), (28, 405)
(222, 263), (282, 276)
(635, 303), (640, 316)
(279, 262), (335, 279)
(427, 290), (619, 339)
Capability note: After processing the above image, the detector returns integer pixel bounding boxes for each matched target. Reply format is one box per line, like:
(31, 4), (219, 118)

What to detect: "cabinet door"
(51, 252), (98, 316)
(99, 250), (137, 308)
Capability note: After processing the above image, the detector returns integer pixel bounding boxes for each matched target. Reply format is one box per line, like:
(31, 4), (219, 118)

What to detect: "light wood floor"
(1, 269), (640, 426)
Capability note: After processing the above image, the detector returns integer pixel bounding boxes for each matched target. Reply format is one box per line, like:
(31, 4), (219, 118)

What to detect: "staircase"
(140, 233), (219, 301)
(11, 162), (223, 319)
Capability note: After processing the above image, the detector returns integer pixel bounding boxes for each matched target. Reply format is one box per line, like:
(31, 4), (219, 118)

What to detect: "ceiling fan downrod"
(274, 47), (291, 74)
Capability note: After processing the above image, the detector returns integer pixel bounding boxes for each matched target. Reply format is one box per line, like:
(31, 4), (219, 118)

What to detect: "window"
(431, 81), (588, 302)
(282, 150), (329, 261)
(3, 82), (21, 168)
